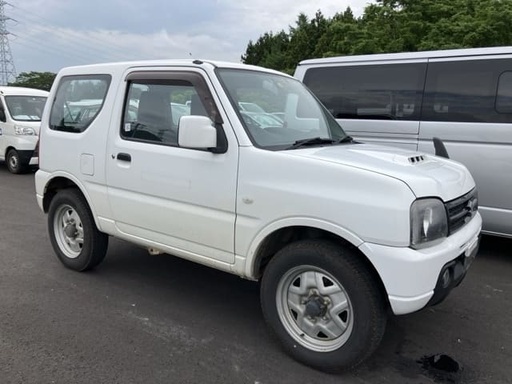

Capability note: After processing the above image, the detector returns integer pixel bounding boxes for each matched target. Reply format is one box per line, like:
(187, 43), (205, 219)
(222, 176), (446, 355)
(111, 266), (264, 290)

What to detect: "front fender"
(242, 217), (365, 279)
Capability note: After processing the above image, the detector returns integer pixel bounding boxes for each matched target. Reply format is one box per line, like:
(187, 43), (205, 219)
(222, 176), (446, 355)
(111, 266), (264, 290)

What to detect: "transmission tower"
(0, 1), (16, 85)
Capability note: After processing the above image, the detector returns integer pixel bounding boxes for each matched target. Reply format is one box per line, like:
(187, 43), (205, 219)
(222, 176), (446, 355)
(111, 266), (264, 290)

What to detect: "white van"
(36, 60), (481, 372)
(0, 86), (49, 173)
(295, 46), (512, 238)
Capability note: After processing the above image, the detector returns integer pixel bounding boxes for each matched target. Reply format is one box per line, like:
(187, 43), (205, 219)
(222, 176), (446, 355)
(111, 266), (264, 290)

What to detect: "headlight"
(410, 198), (448, 248)
(15, 125), (36, 136)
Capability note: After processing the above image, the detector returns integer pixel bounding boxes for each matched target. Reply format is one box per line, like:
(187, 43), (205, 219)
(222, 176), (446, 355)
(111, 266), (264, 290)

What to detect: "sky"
(6, 0), (372, 77)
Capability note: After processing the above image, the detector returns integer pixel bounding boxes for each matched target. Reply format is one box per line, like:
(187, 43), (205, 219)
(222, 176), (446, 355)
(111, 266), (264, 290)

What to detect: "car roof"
(0, 86), (49, 97)
(297, 46), (512, 66)
(57, 59), (290, 78)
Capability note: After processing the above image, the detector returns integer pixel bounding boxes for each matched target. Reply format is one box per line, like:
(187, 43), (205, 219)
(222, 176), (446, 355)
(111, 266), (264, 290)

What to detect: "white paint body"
(35, 60), (482, 315)
(0, 86), (49, 167)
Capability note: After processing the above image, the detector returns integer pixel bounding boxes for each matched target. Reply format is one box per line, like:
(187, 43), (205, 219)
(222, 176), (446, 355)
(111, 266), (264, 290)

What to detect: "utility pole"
(0, 1), (16, 85)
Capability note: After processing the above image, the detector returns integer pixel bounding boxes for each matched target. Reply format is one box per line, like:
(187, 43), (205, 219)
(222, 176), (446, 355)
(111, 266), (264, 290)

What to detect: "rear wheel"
(260, 240), (387, 372)
(48, 189), (108, 271)
(6, 149), (24, 174)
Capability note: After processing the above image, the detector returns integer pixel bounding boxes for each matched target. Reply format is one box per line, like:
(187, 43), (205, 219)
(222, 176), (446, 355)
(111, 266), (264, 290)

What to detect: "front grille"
(445, 188), (478, 234)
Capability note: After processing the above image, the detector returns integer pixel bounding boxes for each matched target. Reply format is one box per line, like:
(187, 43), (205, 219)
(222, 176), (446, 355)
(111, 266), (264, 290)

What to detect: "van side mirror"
(433, 137), (450, 159)
(178, 115), (217, 150)
(0, 108), (6, 123)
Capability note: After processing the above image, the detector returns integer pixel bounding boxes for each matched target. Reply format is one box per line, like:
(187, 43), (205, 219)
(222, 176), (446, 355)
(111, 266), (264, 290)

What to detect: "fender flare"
(243, 217), (365, 278)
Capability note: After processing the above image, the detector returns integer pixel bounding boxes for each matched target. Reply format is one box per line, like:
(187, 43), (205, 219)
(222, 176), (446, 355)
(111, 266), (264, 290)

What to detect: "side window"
(303, 63), (427, 121)
(121, 75), (217, 146)
(422, 59), (512, 123)
(49, 75), (111, 132)
(496, 71), (512, 114)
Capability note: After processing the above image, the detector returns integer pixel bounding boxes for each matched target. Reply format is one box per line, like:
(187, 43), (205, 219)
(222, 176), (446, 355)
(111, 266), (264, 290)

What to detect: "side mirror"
(178, 115), (217, 150)
(0, 108), (6, 123)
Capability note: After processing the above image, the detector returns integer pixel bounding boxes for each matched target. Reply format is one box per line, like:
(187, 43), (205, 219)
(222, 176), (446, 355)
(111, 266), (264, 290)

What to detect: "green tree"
(9, 71), (56, 91)
(241, 0), (512, 72)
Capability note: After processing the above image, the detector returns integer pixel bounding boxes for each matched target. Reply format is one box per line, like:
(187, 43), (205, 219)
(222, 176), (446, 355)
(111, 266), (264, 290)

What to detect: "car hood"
(288, 143), (475, 202)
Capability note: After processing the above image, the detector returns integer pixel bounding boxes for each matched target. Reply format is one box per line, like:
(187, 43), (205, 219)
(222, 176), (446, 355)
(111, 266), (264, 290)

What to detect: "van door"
(301, 61), (427, 150)
(418, 56), (512, 236)
(106, 70), (238, 264)
(0, 99), (7, 159)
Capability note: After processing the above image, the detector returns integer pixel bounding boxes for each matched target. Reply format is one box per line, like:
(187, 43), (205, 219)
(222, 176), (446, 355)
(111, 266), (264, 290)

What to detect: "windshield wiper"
(286, 135), (354, 150)
(334, 135), (353, 144)
(286, 137), (336, 150)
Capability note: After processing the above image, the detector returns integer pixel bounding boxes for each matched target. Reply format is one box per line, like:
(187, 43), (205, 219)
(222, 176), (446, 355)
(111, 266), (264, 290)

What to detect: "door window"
(121, 73), (222, 147)
(303, 63), (427, 121)
(422, 59), (512, 123)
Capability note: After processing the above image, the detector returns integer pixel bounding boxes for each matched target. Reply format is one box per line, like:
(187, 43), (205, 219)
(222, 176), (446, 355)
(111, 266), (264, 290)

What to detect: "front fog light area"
(411, 198), (448, 248)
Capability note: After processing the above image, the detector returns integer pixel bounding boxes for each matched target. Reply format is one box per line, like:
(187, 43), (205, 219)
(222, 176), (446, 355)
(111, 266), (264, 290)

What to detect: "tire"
(260, 240), (387, 372)
(6, 149), (24, 174)
(48, 189), (108, 271)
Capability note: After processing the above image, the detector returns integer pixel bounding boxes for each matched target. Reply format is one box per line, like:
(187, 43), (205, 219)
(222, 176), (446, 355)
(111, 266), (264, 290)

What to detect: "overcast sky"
(7, 0), (372, 76)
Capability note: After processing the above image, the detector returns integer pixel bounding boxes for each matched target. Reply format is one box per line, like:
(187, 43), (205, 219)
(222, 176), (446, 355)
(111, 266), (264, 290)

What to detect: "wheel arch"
(4, 145), (15, 157)
(246, 220), (389, 308)
(41, 174), (101, 229)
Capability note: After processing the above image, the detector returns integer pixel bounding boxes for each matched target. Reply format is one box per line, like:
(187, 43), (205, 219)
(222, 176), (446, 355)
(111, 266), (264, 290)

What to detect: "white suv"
(0, 86), (48, 173)
(35, 60), (481, 372)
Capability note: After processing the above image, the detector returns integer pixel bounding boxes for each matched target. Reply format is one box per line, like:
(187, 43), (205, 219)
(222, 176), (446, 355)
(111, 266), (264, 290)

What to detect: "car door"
(106, 69), (238, 264)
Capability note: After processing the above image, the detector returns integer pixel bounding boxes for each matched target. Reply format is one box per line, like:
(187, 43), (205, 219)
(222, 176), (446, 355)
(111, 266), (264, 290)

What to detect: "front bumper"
(359, 212), (482, 315)
(427, 234), (479, 306)
(17, 150), (37, 166)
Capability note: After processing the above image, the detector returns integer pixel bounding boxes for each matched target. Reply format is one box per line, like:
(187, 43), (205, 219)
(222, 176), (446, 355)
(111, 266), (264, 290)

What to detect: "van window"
(302, 63), (427, 121)
(49, 75), (111, 133)
(496, 71), (512, 114)
(422, 59), (512, 123)
(5, 96), (47, 122)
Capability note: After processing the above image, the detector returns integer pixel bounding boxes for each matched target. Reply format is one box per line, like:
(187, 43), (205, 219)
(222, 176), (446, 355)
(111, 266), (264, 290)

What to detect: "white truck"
(35, 60), (481, 372)
(0, 86), (48, 173)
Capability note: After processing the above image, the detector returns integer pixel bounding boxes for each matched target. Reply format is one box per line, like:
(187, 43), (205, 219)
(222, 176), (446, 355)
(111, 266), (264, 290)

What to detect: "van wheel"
(260, 240), (386, 372)
(48, 189), (108, 271)
(6, 149), (24, 174)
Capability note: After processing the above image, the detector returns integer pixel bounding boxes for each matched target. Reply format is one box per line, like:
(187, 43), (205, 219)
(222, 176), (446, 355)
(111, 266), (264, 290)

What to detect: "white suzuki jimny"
(35, 60), (481, 372)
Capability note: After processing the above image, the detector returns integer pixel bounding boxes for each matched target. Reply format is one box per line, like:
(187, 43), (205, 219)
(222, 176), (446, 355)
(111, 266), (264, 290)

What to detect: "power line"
(12, 22), (132, 63)
(0, 0), (16, 84)
(10, 4), (135, 61)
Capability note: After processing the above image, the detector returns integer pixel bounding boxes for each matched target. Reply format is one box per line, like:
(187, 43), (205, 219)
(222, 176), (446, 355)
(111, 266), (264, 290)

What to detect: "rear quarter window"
(49, 74), (111, 133)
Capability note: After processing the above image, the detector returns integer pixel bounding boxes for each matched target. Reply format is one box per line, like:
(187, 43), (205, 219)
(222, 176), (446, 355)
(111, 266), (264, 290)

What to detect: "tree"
(241, 0), (512, 72)
(9, 72), (56, 91)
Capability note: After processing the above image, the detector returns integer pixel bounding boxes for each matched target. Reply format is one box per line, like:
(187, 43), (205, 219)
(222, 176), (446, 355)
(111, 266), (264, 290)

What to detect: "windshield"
(5, 95), (47, 122)
(216, 69), (347, 150)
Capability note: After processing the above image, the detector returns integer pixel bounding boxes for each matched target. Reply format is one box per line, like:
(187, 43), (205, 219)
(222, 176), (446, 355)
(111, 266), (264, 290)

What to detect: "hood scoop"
(408, 155), (426, 164)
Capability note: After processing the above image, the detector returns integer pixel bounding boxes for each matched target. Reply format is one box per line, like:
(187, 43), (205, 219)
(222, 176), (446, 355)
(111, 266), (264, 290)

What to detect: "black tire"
(260, 240), (387, 372)
(48, 189), (108, 271)
(6, 149), (25, 174)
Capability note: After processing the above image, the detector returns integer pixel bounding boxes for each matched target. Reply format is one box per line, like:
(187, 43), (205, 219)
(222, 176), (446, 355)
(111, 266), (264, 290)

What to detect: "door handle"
(116, 152), (131, 162)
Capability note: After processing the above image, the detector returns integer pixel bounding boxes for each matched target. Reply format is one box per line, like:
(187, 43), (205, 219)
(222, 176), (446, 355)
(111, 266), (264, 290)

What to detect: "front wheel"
(6, 149), (24, 174)
(48, 189), (108, 271)
(260, 240), (387, 372)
